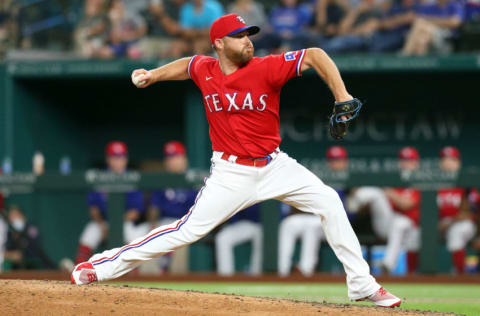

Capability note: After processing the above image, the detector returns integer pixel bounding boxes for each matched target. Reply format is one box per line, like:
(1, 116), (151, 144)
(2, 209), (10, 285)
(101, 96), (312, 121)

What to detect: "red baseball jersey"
(188, 49), (306, 158)
(437, 188), (465, 219)
(389, 188), (421, 225)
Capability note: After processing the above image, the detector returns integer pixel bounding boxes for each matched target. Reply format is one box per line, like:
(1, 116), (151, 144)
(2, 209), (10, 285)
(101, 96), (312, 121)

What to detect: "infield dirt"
(0, 280), (457, 316)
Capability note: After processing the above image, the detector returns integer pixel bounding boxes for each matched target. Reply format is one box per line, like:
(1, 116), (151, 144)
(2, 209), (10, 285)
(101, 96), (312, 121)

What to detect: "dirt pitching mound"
(0, 280), (455, 316)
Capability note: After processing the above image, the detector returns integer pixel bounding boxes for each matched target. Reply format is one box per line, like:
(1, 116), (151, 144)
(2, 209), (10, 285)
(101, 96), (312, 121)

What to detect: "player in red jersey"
(437, 146), (476, 274)
(71, 14), (401, 308)
(382, 147), (422, 274)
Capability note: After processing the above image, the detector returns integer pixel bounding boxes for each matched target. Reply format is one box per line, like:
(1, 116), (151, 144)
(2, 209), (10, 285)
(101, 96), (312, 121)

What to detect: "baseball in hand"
(133, 73), (147, 86)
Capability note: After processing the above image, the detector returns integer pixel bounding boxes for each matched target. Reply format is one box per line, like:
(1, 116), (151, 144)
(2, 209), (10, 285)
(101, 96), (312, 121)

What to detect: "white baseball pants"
(383, 214), (420, 271)
(124, 218), (178, 244)
(0, 217), (7, 272)
(90, 151), (380, 299)
(444, 219), (476, 252)
(124, 217), (188, 274)
(278, 214), (324, 277)
(347, 187), (394, 240)
(215, 220), (263, 276)
(79, 221), (106, 250)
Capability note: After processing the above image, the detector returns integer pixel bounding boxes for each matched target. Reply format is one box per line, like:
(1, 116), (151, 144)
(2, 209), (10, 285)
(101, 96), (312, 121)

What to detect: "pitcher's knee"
(178, 223), (211, 244)
(311, 186), (346, 217)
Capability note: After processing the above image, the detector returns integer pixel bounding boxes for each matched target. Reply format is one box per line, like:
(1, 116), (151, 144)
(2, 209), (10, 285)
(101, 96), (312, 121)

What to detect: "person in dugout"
(277, 146), (349, 277)
(74, 141), (145, 264)
(437, 146), (476, 274)
(381, 147), (422, 274)
(147, 140), (196, 273)
(215, 204), (263, 276)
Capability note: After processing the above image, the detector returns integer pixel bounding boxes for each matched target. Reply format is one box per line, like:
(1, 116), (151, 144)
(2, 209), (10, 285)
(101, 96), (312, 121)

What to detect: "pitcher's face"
(221, 31), (254, 65)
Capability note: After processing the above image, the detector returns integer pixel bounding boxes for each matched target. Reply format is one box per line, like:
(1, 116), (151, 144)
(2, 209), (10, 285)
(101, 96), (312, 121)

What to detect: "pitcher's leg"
(308, 187), (379, 299)
(90, 168), (256, 281)
(260, 153), (380, 299)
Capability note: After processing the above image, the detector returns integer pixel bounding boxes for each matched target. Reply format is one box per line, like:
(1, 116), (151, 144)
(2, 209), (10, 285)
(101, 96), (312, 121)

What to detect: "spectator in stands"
(227, 0), (267, 32)
(278, 146), (347, 277)
(320, 0), (382, 54)
(313, 0), (352, 38)
(465, 0), (480, 22)
(74, 0), (109, 58)
(147, 140), (195, 274)
(0, 1), (18, 59)
(99, 0), (147, 59)
(254, 0), (313, 53)
(140, 0), (186, 58)
(402, 0), (464, 56)
(215, 205), (263, 276)
(3, 205), (57, 270)
(178, 0), (224, 56)
(74, 141), (145, 265)
(437, 146), (476, 274)
(381, 147), (421, 274)
(369, 0), (418, 52)
(124, 0), (150, 16)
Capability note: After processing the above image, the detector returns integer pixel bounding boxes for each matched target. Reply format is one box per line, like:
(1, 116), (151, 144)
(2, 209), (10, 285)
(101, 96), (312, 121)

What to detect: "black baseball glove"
(329, 98), (363, 140)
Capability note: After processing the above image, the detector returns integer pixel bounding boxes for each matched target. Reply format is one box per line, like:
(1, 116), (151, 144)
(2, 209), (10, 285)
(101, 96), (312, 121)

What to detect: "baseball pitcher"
(72, 14), (401, 308)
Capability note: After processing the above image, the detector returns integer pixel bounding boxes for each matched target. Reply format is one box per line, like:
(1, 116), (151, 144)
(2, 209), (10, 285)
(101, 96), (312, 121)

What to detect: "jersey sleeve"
(125, 191), (144, 212)
(87, 191), (107, 218)
(188, 55), (199, 83)
(407, 189), (421, 210)
(186, 190), (197, 206)
(267, 49), (306, 88)
(188, 55), (215, 87)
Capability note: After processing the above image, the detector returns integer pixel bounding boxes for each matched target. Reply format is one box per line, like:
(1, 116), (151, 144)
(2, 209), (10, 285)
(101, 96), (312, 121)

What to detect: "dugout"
(0, 55), (479, 274)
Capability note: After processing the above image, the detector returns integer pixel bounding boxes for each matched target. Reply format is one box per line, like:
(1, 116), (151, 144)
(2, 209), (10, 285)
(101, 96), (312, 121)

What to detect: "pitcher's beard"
(226, 46), (254, 65)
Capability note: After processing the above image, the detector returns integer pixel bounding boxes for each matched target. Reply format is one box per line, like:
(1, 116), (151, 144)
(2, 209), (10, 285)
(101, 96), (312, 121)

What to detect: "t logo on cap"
(209, 14), (260, 45)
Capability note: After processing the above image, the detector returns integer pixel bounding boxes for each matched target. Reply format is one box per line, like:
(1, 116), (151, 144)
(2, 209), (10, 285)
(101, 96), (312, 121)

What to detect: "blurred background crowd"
(1, 0), (480, 60)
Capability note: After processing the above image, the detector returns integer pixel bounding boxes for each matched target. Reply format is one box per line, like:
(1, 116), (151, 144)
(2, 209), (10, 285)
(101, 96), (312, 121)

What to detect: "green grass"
(110, 282), (480, 316)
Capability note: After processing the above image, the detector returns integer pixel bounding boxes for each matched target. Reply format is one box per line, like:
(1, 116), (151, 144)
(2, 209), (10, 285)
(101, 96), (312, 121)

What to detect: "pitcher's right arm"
(131, 57), (193, 88)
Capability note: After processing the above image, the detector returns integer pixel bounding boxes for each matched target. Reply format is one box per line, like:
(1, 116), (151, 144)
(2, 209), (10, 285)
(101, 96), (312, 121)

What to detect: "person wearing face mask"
(3, 206), (56, 270)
